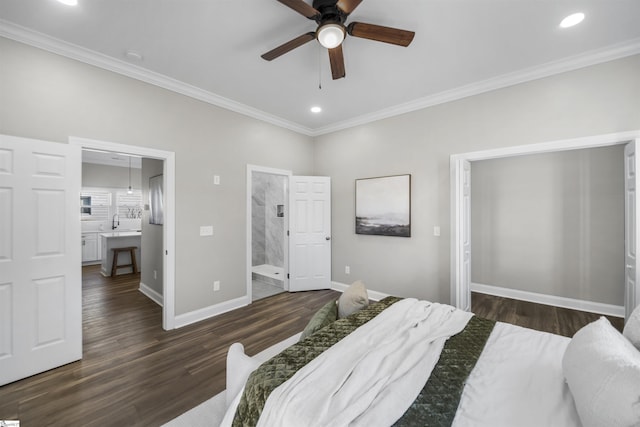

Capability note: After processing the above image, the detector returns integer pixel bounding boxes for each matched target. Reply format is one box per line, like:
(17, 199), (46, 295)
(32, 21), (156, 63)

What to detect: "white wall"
(471, 146), (624, 305)
(82, 162), (141, 190)
(314, 54), (640, 303)
(0, 37), (315, 316)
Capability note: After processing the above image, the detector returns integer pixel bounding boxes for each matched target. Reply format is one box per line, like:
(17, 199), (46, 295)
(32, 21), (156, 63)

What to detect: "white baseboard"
(471, 282), (625, 317)
(331, 281), (390, 302)
(174, 295), (250, 329)
(139, 282), (163, 307)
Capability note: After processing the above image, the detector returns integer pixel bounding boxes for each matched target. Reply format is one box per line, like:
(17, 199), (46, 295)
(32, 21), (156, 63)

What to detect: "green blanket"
(232, 296), (402, 427)
(232, 297), (495, 427)
(393, 315), (496, 426)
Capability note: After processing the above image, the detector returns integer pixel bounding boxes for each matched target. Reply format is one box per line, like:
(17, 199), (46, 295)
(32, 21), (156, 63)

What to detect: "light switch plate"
(214, 175), (220, 185)
(433, 226), (441, 237)
(200, 225), (213, 236)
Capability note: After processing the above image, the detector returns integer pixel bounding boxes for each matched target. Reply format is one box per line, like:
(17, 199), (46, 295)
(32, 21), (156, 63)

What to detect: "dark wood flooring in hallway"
(0, 265), (338, 426)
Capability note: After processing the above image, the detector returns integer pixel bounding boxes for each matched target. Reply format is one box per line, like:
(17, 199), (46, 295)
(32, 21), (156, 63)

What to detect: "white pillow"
(562, 317), (640, 427)
(624, 304), (640, 350)
(338, 280), (369, 318)
(225, 343), (261, 408)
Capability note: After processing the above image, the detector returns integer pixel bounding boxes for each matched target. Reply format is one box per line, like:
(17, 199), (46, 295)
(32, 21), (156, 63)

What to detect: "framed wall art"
(355, 174), (411, 237)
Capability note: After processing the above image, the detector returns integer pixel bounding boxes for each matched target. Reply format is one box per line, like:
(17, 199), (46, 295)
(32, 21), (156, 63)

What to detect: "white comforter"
(451, 322), (582, 427)
(222, 301), (582, 427)
(223, 298), (472, 427)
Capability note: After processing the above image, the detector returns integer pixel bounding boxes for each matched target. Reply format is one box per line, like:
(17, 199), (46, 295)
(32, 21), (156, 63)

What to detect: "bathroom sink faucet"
(112, 214), (119, 230)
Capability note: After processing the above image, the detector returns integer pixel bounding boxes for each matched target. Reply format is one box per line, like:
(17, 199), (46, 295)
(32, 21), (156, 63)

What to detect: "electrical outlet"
(213, 280), (220, 292)
(345, 266), (350, 274)
(153, 270), (157, 280)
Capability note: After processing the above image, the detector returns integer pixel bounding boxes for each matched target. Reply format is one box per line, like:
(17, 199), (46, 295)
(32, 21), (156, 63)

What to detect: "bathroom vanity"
(99, 231), (142, 276)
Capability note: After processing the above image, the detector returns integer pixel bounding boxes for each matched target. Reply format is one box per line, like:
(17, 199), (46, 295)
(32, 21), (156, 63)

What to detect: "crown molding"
(0, 19), (314, 137)
(1, 19), (639, 138)
(310, 37), (640, 136)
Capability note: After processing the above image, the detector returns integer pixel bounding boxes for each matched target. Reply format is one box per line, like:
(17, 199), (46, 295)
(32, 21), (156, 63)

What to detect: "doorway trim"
(246, 165), (292, 302)
(70, 136), (176, 330)
(451, 130), (640, 316)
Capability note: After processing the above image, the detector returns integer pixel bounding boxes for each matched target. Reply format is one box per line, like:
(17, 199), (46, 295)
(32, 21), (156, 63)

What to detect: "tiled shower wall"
(252, 172), (285, 268)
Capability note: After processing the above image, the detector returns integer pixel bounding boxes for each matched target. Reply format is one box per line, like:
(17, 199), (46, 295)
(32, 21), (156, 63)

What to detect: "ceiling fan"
(261, 0), (415, 80)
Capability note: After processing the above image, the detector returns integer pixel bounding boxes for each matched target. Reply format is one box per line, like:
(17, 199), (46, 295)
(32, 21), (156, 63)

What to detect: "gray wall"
(141, 158), (164, 296)
(0, 37), (315, 315)
(82, 162), (141, 189)
(251, 172), (286, 268)
(314, 54), (640, 304)
(2, 35), (639, 314)
(471, 146), (624, 305)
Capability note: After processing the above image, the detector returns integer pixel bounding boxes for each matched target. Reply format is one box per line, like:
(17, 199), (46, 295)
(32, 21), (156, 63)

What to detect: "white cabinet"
(82, 233), (100, 262)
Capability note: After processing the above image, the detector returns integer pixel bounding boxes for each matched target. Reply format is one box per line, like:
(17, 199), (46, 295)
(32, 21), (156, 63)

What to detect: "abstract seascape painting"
(355, 174), (411, 237)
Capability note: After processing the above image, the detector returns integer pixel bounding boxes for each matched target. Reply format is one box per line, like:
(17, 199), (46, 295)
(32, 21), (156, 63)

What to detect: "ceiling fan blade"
(347, 22), (415, 47)
(336, 0), (363, 15)
(261, 32), (316, 61)
(277, 0), (320, 19)
(328, 45), (346, 80)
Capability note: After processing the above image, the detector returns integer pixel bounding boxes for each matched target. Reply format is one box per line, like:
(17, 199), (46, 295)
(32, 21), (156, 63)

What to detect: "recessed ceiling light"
(125, 50), (144, 61)
(56, 0), (78, 5)
(560, 12), (585, 28)
(310, 106), (322, 113)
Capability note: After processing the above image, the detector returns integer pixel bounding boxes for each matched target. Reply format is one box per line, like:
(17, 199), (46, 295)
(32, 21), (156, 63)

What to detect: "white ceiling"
(1, 0), (640, 136)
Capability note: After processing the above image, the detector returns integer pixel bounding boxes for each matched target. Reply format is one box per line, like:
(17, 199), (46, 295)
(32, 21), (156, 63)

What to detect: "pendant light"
(127, 156), (133, 194)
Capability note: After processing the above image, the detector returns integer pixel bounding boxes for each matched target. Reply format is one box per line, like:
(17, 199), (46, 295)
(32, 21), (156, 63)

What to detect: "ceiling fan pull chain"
(318, 45), (322, 90)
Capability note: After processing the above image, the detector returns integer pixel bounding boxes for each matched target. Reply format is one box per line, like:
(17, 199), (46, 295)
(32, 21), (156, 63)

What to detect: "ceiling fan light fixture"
(317, 23), (345, 49)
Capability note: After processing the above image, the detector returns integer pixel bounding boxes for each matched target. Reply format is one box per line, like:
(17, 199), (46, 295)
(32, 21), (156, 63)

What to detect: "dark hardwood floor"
(0, 268), (625, 426)
(0, 265), (339, 427)
(472, 292), (624, 337)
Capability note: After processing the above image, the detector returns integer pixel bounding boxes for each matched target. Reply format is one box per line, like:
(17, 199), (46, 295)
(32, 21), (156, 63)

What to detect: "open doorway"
(246, 165), (291, 302)
(470, 146), (624, 314)
(80, 150), (143, 274)
(451, 130), (640, 321)
(71, 137), (176, 330)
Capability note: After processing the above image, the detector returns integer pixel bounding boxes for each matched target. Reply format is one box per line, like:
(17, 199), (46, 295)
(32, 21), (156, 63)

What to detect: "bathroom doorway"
(246, 165), (290, 301)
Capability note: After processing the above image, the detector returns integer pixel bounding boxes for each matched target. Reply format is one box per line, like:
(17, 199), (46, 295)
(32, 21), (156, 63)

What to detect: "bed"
(220, 284), (640, 427)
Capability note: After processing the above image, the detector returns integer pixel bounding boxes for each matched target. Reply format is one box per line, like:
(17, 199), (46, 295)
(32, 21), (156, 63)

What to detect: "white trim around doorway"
(69, 136), (177, 330)
(246, 165), (292, 303)
(450, 129), (640, 317)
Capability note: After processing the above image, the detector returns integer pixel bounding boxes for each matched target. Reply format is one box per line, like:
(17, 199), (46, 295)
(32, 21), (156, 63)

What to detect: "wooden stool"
(111, 246), (138, 277)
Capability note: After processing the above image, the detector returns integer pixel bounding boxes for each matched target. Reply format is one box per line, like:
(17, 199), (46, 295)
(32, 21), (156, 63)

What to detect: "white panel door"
(451, 158), (472, 311)
(461, 160), (472, 311)
(0, 134), (82, 386)
(289, 176), (331, 291)
(624, 140), (640, 320)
